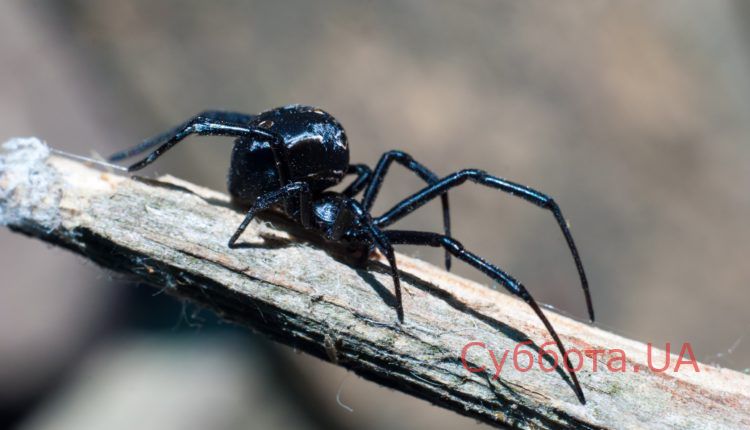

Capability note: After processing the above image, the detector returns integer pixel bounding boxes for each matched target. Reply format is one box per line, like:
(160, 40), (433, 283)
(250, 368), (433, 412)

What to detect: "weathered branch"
(1, 138), (749, 429)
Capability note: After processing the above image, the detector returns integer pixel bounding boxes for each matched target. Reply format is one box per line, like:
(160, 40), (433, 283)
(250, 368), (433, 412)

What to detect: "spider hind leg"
(384, 229), (586, 404)
(375, 168), (594, 322)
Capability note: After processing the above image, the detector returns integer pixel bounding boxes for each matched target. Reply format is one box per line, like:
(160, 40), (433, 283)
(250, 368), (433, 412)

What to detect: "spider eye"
(258, 120), (274, 129)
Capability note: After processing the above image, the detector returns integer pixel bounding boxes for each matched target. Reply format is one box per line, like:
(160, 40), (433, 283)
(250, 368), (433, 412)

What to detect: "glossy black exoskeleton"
(109, 104), (593, 403)
(228, 106), (350, 207)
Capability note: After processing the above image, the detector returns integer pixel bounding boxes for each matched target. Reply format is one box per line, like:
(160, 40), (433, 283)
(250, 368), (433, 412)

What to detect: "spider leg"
(375, 169), (594, 322)
(108, 112), (285, 175)
(361, 150), (452, 271)
(336, 199), (404, 321)
(385, 230), (586, 404)
(227, 182), (311, 248)
(367, 226), (403, 322)
(342, 164), (372, 197)
(108, 110), (255, 162)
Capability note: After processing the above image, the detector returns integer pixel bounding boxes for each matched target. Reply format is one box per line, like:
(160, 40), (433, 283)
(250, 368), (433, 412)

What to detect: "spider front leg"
(362, 150), (453, 270)
(108, 111), (287, 177)
(375, 169), (594, 322)
(337, 199), (404, 322)
(367, 226), (403, 322)
(228, 182), (312, 248)
(385, 230), (585, 404)
(109, 111), (254, 163)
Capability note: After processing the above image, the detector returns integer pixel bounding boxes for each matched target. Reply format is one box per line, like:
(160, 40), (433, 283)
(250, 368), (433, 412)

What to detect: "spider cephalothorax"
(109, 104), (594, 404)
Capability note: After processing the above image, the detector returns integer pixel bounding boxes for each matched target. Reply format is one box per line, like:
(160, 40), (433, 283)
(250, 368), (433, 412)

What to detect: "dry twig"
(1, 138), (749, 429)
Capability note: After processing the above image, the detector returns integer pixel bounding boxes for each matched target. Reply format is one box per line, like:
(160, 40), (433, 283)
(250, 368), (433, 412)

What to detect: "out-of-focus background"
(2, 1), (749, 429)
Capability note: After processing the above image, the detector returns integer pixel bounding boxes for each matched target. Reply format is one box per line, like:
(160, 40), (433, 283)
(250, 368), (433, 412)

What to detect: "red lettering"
(513, 341), (534, 372)
(586, 349), (605, 372)
(606, 349), (627, 372)
(647, 343), (671, 372)
(564, 348), (583, 372)
(489, 349), (509, 380)
(674, 343), (700, 373)
(461, 341), (486, 373)
(538, 341), (559, 373)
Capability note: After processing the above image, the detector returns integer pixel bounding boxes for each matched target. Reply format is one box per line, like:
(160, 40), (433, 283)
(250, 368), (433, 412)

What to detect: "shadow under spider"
(136, 177), (573, 396)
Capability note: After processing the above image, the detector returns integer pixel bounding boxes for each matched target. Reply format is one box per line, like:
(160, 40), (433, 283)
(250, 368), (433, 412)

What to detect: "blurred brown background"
(2, 1), (749, 429)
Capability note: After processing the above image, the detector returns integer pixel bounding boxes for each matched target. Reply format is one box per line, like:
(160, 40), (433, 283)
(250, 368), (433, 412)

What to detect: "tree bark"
(1, 137), (749, 429)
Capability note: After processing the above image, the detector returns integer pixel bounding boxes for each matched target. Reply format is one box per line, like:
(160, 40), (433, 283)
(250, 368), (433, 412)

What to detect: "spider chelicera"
(109, 104), (593, 403)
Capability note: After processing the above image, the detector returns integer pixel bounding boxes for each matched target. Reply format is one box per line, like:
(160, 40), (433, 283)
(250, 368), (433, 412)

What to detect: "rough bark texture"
(1, 138), (749, 429)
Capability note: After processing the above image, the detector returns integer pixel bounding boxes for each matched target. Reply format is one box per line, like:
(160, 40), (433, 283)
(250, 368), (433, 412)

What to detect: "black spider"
(109, 104), (593, 403)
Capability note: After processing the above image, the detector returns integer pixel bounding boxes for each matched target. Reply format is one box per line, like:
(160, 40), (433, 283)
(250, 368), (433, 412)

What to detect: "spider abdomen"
(228, 104), (350, 206)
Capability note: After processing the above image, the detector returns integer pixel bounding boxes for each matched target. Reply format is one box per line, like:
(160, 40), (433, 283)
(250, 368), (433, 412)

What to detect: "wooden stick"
(2, 137), (749, 429)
